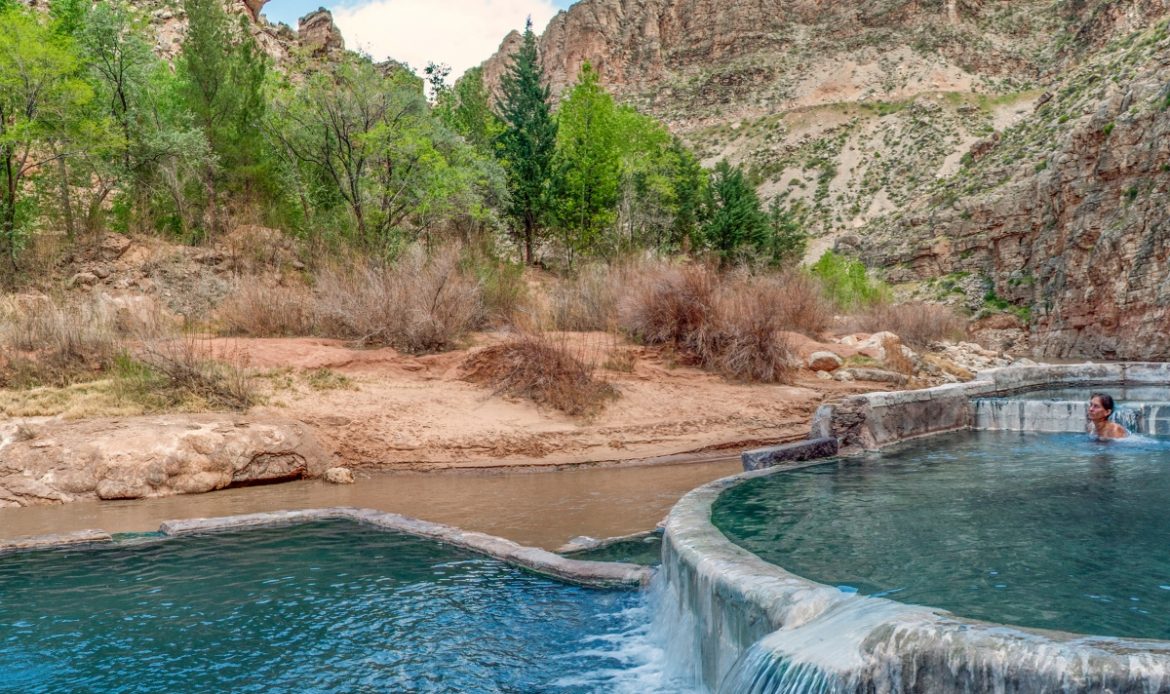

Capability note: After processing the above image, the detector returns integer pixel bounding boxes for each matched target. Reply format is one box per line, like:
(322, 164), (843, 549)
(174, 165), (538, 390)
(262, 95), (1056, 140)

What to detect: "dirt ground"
(211, 331), (892, 472)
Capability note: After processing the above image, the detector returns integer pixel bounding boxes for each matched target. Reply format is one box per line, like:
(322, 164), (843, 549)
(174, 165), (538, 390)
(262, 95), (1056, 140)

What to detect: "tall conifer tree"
(496, 18), (556, 264)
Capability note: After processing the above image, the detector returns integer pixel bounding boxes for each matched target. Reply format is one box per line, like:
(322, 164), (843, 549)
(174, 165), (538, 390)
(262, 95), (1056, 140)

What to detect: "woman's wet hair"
(1090, 392), (1115, 413)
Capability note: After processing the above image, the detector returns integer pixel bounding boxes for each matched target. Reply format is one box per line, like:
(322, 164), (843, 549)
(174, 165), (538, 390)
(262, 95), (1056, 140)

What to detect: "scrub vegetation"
(0, 1), (970, 418)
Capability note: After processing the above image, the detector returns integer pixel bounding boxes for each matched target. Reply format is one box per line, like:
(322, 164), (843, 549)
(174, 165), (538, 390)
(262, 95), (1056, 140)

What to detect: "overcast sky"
(261, 0), (575, 79)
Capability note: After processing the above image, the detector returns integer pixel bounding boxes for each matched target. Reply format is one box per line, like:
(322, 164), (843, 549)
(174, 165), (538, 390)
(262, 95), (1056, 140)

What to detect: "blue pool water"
(0, 520), (688, 693)
(713, 431), (1170, 640)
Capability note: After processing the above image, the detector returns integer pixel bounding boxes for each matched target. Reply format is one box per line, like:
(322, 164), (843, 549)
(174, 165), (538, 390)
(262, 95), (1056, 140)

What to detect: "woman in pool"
(1088, 392), (1128, 439)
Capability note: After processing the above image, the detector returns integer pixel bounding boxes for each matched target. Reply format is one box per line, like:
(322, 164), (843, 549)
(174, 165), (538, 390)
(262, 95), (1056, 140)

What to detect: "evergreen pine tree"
(766, 196), (807, 267)
(701, 160), (769, 265)
(496, 18), (556, 264)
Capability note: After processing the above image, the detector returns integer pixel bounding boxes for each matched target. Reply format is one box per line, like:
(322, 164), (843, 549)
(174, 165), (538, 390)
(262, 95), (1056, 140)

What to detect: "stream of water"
(0, 458), (741, 550)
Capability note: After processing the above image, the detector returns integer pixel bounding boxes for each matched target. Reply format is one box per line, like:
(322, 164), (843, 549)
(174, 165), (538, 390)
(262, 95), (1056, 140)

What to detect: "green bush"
(809, 251), (888, 309)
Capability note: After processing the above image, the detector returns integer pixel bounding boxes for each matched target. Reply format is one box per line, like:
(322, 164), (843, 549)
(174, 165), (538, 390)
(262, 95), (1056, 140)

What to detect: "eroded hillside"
(482, 0), (1170, 358)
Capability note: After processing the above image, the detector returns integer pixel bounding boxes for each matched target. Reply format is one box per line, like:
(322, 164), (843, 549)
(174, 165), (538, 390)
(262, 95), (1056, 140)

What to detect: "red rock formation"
(298, 8), (345, 57)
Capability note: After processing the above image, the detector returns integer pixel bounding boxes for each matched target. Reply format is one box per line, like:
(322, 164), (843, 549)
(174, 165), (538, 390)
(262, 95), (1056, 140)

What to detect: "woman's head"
(1089, 392), (1115, 420)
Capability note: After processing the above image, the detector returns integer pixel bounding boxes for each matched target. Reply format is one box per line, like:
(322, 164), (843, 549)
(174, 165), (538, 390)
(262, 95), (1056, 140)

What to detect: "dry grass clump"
(618, 263), (796, 383)
(881, 335), (917, 376)
(125, 335), (256, 411)
(859, 301), (967, 348)
(217, 279), (316, 337)
(461, 334), (617, 417)
(0, 294), (257, 414)
(549, 263), (630, 331)
(314, 245), (482, 354)
(0, 296), (121, 388)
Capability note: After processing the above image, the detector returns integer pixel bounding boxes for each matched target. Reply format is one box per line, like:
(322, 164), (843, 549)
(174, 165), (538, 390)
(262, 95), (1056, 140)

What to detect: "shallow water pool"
(713, 430), (1170, 639)
(0, 520), (690, 693)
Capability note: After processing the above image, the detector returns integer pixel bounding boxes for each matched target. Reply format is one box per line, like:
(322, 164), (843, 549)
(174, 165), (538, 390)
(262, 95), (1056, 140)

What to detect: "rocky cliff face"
(82, 0), (346, 67)
(854, 15), (1170, 359)
(483, 0), (1170, 359)
(483, 1), (1061, 243)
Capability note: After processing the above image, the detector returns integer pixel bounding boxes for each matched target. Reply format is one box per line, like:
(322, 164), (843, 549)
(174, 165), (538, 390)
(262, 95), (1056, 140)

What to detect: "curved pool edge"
(663, 463), (1170, 692)
(0, 507), (652, 590)
(818, 362), (1170, 455)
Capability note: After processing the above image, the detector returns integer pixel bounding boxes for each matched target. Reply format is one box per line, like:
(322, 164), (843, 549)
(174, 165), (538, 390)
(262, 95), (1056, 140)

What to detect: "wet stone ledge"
(0, 529), (112, 555)
(0, 509), (652, 590)
(818, 362), (1170, 454)
(663, 463), (1170, 692)
(159, 507), (653, 589)
(741, 437), (838, 471)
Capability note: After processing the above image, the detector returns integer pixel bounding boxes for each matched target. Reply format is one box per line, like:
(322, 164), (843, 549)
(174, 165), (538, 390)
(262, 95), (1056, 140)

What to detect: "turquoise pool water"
(0, 520), (686, 693)
(713, 431), (1170, 640)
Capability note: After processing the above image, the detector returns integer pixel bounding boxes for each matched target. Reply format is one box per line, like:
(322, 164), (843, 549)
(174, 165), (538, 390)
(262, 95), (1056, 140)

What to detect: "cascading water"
(973, 395), (1170, 435)
(660, 381), (1170, 694)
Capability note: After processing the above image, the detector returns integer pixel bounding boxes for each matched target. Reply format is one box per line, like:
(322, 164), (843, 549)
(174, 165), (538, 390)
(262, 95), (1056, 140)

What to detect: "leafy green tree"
(176, 0), (269, 238)
(74, 0), (207, 236)
(608, 109), (703, 254)
(552, 62), (621, 265)
(496, 18), (557, 264)
(423, 61), (451, 103)
(665, 138), (706, 251)
(700, 160), (769, 265)
(0, 6), (91, 275)
(811, 250), (887, 308)
(435, 66), (502, 156)
(269, 56), (498, 254)
(49, 0), (88, 36)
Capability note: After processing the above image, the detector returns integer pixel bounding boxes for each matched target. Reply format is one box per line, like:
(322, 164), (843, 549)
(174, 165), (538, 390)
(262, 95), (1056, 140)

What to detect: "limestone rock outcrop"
(856, 15), (1170, 359)
(0, 415), (329, 508)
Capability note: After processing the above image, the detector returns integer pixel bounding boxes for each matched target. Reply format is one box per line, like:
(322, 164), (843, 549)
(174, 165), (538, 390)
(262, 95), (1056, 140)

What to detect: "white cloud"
(332, 0), (559, 80)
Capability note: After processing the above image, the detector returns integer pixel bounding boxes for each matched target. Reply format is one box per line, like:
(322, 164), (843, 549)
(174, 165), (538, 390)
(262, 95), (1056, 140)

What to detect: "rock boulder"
(0, 415), (329, 508)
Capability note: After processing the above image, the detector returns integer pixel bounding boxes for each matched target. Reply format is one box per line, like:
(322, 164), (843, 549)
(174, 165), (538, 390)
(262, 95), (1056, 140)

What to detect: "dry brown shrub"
(460, 246), (529, 328)
(618, 262), (718, 356)
(461, 334), (617, 417)
(617, 263), (795, 383)
(881, 335), (917, 376)
(217, 278), (315, 337)
(709, 286), (796, 383)
(549, 263), (629, 331)
(313, 245), (481, 353)
(859, 301), (967, 348)
(130, 335), (255, 411)
(768, 271), (835, 337)
(222, 225), (301, 275)
(603, 347), (637, 373)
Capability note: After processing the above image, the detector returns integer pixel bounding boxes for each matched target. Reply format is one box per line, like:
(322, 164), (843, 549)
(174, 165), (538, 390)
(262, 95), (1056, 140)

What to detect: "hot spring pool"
(0, 520), (689, 693)
(713, 430), (1170, 640)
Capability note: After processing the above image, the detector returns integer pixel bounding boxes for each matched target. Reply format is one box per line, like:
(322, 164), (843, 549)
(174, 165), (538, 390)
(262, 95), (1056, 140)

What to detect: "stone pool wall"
(696, 362), (1170, 689)
(0, 507), (652, 589)
(773, 362), (1170, 460)
(662, 465), (1170, 692)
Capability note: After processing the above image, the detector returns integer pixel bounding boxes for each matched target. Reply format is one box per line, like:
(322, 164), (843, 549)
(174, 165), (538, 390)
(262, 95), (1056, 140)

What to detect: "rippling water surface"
(714, 431), (1170, 639)
(0, 520), (693, 693)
